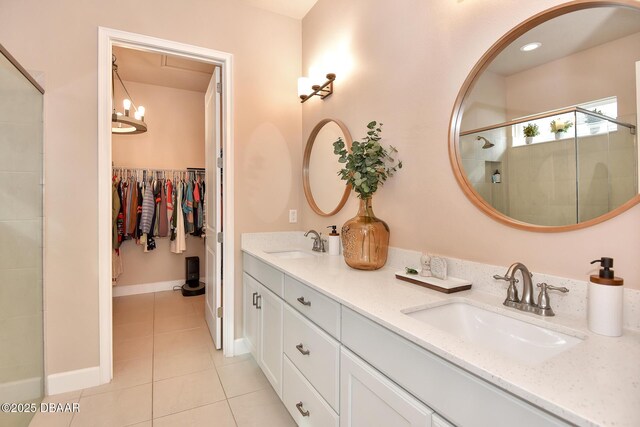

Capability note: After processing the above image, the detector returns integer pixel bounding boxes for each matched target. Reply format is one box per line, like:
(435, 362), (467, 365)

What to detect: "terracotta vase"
(341, 197), (390, 270)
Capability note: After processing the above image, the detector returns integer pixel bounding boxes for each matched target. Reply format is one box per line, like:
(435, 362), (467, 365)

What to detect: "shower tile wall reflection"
(0, 50), (44, 427)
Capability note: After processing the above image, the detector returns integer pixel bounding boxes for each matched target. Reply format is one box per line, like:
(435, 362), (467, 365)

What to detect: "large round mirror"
(303, 119), (352, 216)
(450, 1), (640, 231)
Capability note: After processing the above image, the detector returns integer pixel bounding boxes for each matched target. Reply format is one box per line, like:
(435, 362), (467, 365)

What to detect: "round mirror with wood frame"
(303, 118), (353, 216)
(449, 0), (640, 232)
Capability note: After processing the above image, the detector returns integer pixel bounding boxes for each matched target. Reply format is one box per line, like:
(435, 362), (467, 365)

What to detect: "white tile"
(29, 393), (79, 427)
(0, 172), (42, 221)
(210, 348), (250, 367)
(82, 357), (152, 397)
(152, 369), (226, 418)
(113, 335), (153, 362)
(216, 358), (270, 398)
(154, 313), (206, 335)
(70, 383), (151, 427)
(153, 400), (236, 427)
(153, 350), (215, 381)
(112, 308), (153, 326)
(113, 320), (153, 342)
(153, 327), (213, 358)
(228, 387), (295, 427)
(0, 220), (42, 270)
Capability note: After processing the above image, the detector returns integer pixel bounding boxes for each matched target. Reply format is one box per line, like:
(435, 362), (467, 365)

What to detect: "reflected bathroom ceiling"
(489, 8), (640, 76)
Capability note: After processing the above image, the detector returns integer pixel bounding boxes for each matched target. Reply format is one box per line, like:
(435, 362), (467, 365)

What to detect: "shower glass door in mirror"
(452, 3), (640, 229)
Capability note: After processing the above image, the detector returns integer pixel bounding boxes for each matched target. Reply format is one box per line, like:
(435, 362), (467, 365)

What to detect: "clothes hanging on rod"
(111, 167), (206, 256)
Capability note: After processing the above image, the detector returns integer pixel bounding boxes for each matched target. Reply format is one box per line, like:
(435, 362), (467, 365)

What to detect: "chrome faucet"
(304, 229), (327, 252)
(493, 262), (568, 316)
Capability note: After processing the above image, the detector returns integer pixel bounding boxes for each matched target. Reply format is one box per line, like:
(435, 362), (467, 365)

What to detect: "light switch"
(289, 209), (297, 223)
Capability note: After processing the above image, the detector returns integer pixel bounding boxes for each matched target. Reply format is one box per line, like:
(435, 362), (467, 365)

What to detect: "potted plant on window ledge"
(523, 123), (539, 144)
(550, 119), (573, 140)
(333, 121), (402, 270)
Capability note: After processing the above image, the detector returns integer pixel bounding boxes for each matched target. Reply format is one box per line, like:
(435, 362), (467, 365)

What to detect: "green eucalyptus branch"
(333, 121), (402, 200)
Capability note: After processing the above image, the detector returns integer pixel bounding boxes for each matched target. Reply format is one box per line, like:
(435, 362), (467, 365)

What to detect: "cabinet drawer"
(341, 307), (569, 427)
(283, 355), (339, 427)
(284, 304), (340, 412)
(244, 254), (284, 296)
(284, 275), (340, 339)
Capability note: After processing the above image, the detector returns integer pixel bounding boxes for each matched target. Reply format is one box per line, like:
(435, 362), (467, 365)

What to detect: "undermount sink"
(266, 250), (317, 260)
(403, 300), (584, 365)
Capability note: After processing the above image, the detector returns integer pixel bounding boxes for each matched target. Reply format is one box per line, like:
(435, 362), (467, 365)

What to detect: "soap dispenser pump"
(588, 257), (624, 336)
(327, 225), (340, 256)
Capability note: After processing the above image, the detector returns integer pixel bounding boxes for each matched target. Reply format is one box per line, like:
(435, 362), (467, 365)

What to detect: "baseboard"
(112, 280), (184, 297)
(0, 376), (43, 403)
(234, 337), (249, 355)
(46, 366), (101, 396)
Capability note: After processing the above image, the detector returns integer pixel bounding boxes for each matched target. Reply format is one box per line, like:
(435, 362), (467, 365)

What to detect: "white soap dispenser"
(588, 257), (624, 337)
(327, 225), (340, 256)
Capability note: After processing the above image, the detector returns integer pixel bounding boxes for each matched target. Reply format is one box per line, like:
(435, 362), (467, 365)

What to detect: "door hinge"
(216, 157), (223, 168)
(217, 306), (223, 318)
(216, 82), (221, 93)
(217, 232), (223, 243)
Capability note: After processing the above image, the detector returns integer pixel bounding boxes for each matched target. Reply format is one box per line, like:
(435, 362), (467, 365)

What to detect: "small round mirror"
(303, 119), (352, 216)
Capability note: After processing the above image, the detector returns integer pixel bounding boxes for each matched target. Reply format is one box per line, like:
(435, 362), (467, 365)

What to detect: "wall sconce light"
(298, 73), (336, 103)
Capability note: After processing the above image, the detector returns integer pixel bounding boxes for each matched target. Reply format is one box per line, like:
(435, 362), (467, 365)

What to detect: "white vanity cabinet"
(340, 347), (434, 427)
(242, 271), (283, 397)
(242, 252), (572, 427)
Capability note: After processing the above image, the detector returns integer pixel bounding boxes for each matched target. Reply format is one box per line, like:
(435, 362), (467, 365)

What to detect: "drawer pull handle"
(295, 401), (310, 417)
(297, 296), (311, 307)
(296, 343), (310, 356)
(252, 292), (258, 306)
(256, 294), (262, 309)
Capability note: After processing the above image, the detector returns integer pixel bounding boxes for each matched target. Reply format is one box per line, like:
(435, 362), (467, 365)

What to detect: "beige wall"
(0, 0), (301, 375)
(112, 81), (206, 286)
(301, 0), (640, 290)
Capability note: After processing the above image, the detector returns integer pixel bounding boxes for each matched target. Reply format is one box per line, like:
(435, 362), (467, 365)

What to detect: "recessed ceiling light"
(520, 42), (542, 52)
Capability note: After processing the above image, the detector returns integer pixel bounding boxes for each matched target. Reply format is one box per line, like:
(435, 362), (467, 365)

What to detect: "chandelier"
(112, 55), (147, 134)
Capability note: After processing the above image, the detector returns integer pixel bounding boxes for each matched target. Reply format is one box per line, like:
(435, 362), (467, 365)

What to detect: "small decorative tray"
(395, 271), (472, 294)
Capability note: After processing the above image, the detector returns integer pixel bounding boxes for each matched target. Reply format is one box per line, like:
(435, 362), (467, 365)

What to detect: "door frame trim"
(97, 27), (235, 384)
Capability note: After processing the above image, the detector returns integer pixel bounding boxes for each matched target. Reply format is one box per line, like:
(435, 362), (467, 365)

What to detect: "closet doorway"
(98, 28), (235, 385)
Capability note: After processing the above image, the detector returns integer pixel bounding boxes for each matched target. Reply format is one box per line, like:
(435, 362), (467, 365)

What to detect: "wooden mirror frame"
(449, 0), (640, 233)
(303, 118), (353, 216)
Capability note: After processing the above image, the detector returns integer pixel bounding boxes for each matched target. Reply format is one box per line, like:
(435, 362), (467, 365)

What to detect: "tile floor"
(29, 291), (295, 427)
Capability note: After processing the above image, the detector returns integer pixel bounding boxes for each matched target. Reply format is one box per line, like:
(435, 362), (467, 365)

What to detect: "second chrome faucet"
(494, 262), (568, 316)
(304, 229), (327, 253)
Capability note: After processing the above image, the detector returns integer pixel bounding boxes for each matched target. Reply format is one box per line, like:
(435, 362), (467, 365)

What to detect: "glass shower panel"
(0, 48), (44, 427)
(576, 111), (638, 222)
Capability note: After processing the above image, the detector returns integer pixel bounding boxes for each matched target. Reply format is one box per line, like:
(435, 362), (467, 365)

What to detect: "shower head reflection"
(476, 136), (495, 149)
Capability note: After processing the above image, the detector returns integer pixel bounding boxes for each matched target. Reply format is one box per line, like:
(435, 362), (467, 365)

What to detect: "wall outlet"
(289, 209), (297, 223)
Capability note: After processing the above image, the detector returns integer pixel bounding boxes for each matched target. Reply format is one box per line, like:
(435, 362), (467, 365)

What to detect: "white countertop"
(242, 234), (640, 427)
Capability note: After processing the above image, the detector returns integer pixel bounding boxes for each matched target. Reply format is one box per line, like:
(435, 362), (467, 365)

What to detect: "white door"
(204, 66), (222, 349)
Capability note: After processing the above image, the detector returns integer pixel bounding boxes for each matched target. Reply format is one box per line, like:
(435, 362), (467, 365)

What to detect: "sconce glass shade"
(298, 77), (311, 98)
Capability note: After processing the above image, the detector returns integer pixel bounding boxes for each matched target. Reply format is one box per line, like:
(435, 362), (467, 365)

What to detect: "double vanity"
(242, 232), (640, 427)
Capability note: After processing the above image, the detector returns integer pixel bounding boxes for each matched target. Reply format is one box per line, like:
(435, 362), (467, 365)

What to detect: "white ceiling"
(488, 7), (640, 76)
(113, 46), (215, 93)
(240, 0), (318, 19)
